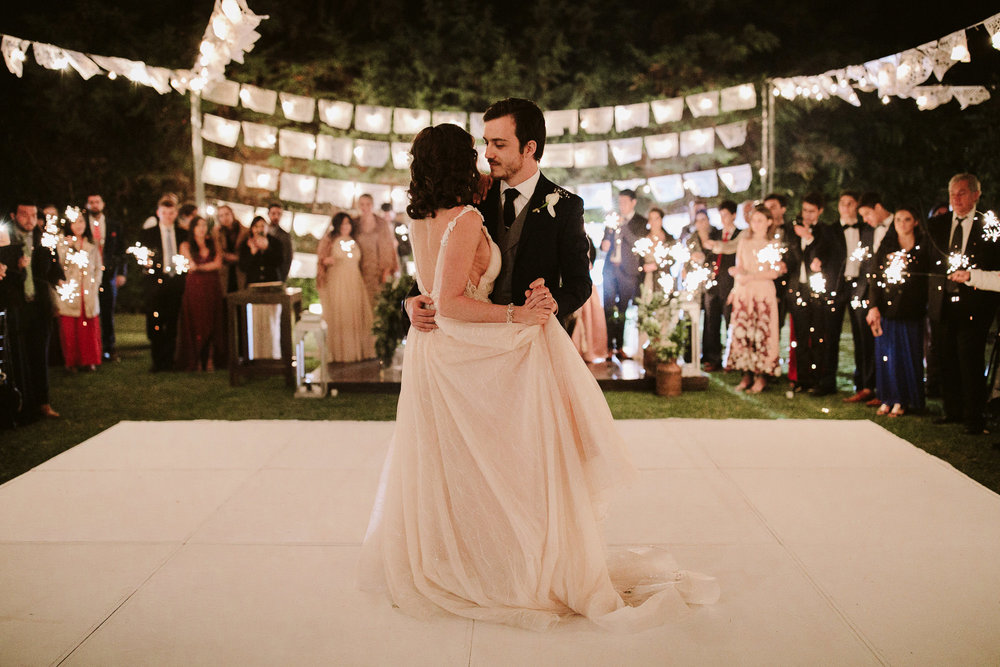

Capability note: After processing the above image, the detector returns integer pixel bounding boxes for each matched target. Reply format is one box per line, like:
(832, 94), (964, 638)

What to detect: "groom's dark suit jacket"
(478, 173), (592, 323)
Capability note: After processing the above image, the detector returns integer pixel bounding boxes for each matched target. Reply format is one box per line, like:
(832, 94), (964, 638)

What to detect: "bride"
(358, 122), (717, 632)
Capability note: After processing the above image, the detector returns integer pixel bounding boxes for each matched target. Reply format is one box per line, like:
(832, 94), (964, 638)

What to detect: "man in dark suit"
(266, 203), (294, 282)
(823, 191), (876, 401)
(926, 173), (999, 435)
(138, 193), (187, 372)
(84, 193), (127, 361)
(406, 97), (591, 334)
(784, 192), (833, 393)
(701, 200), (741, 371)
(601, 189), (647, 359)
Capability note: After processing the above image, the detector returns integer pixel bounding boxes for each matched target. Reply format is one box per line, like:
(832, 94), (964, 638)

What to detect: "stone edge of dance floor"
(1, 418), (998, 666)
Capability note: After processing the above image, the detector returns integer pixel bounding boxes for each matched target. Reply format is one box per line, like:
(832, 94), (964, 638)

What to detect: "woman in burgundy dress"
(176, 216), (226, 371)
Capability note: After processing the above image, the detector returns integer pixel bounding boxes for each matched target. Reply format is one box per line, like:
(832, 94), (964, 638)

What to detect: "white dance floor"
(1, 419), (999, 666)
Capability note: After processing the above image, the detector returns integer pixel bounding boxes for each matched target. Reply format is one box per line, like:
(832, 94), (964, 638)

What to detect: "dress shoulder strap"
(431, 206), (482, 302)
(439, 205), (482, 248)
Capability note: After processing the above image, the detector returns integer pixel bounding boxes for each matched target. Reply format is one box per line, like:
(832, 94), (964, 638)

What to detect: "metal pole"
(190, 91), (206, 213)
(765, 82), (776, 196)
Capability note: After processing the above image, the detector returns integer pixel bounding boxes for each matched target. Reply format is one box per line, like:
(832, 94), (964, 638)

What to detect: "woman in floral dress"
(724, 204), (784, 393)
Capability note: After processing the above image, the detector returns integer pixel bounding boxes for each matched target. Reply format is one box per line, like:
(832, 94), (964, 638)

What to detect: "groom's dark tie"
(503, 188), (519, 229)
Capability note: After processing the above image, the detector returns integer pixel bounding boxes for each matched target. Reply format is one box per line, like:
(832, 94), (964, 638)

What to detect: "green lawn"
(3, 314), (998, 496)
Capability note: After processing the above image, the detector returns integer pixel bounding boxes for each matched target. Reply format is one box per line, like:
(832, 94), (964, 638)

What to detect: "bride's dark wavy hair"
(406, 124), (480, 220)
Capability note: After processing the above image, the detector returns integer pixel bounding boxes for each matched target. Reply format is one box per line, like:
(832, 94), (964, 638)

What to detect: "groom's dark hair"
(483, 98), (546, 161)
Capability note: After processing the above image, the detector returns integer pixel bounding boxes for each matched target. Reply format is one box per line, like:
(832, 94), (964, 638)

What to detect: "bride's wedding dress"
(358, 206), (717, 632)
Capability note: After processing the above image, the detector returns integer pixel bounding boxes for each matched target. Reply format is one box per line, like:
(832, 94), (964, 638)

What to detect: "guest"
(701, 200), (741, 372)
(383, 202), (411, 277)
(54, 213), (103, 372)
(176, 216), (226, 371)
(84, 194), (127, 362)
(724, 204), (783, 394)
(215, 204), (245, 293)
(601, 189), (646, 359)
(355, 193), (399, 307)
(924, 201), (950, 399)
(265, 203), (294, 282)
(764, 192), (794, 385)
(866, 206), (928, 417)
(138, 194), (187, 372)
(785, 192), (833, 394)
(926, 174), (999, 435)
(0, 201), (63, 419)
(239, 216), (284, 359)
(177, 203), (198, 238)
(316, 213), (375, 362)
(824, 191), (876, 403)
(639, 207), (673, 294)
(570, 238), (608, 363)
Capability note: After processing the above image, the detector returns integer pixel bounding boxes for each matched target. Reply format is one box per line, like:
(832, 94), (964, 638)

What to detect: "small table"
(226, 287), (303, 387)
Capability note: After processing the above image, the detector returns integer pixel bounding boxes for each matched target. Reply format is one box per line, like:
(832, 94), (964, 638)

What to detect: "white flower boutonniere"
(531, 189), (570, 217)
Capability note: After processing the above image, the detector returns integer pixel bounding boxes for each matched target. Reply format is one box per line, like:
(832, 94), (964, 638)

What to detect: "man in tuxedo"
(701, 200), (741, 371)
(138, 194), (187, 372)
(926, 174), (999, 435)
(823, 191), (875, 401)
(406, 97), (591, 333)
(601, 189), (647, 359)
(266, 203), (294, 282)
(84, 194), (127, 361)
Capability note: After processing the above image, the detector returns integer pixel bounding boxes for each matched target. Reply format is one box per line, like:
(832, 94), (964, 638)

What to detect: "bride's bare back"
(411, 205), (493, 299)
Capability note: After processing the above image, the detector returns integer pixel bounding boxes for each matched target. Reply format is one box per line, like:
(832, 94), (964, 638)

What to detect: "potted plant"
(636, 284), (690, 397)
(372, 275), (415, 367)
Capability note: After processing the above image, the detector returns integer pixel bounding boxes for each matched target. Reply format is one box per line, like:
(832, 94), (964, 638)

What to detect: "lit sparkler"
(339, 239), (357, 258)
(808, 273), (827, 294)
(603, 210), (621, 230)
(63, 206), (81, 223)
(756, 242), (785, 271)
(884, 251), (909, 285)
(67, 248), (90, 269)
(41, 231), (59, 251)
(946, 252), (971, 274)
(668, 243), (691, 266)
(684, 265), (714, 293)
(172, 254), (190, 275)
(849, 243), (871, 264)
(394, 223), (409, 242)
(657, 273), (674, 293)
(126, 243), (153, 267)
(982, 210), (1000, 243)
(632, 237), (654, 257)
(56, 279), (79, 302)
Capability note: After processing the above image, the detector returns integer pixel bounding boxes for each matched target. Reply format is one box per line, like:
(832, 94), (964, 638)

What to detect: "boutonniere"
(531, 189), (570, 217)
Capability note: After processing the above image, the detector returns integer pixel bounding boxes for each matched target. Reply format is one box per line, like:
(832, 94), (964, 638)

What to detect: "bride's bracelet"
(506, 303), (514, 324)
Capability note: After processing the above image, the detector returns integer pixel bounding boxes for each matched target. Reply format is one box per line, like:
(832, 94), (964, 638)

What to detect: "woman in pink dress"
(176, 216), (226, 371)
(316, 213), (375, 361)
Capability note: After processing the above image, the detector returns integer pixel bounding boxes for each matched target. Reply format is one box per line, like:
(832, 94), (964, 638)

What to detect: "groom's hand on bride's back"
(406, 294), (438, 332)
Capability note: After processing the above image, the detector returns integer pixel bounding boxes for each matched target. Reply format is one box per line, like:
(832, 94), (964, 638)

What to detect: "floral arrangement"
(372, 274), (416, 365)
(636, 284), (690, 362)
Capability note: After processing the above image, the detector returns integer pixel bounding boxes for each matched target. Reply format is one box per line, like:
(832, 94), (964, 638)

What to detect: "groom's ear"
(522, 139), (537, 161)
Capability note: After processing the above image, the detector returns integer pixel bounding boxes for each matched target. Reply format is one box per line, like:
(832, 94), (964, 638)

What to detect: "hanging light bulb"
(881, 95), (890, 105)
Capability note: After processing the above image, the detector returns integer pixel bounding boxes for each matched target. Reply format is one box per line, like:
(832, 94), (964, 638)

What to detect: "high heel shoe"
(876, 404), (891, 416)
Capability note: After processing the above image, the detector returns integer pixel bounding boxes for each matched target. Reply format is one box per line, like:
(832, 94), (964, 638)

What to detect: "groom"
(406, 97), (592, 331)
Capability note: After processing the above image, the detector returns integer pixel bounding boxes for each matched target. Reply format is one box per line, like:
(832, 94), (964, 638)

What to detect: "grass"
(3, 314), (999, 496)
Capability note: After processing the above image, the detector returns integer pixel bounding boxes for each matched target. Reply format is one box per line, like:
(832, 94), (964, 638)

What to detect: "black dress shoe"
(809, 387), (835, 397)
(932, 416), (962, 425)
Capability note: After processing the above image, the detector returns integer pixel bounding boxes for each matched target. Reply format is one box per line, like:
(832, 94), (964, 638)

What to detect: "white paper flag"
(316, 178), (357, 208)
(391, 142), (412, 170)
(650, 98), (684, 124)
(544, 109), (579, 137)
(682, 169), (719, 197)
(573, 141), (610, 168)
(647, 174), (685, 203)
(292, 212), (332, 239)
(393, 108), (431, 135)
(31, 42), (70, 71)
(279, 91), (316, 123)
(469, 113), (486, 140)
(202, 79), (241, 106)
(353, 139), (390, 167)
(432, 110), (467, 130)
(354, 105), (393, 134)
(686, 91), (720, 118)
(253, 207), (293, 233)
(202, 157), (241, 188)
(680, 128), (716, 156)
(717, 164), (753, 193)
(951, 86), (990, 110)
(715, 121), (748, 149)
(661, 212), (691, 240)
(242, 164), (279, 191)
(614, 103), (650, 132)
(609, 137), (644, 165)
(613, 178), (647, 193)
(241, 121), (278, 149)
(391, 187), (409, 210)
(63, 49), (100, 80)
(575, 182), (614, 211)
(201, 113), (241, 147)
(720, 84), (757, 112)
(911, 85), (953, 110)
(278, 128), (317, 160)
(318, 99), (353, 129)
(279, 173), (318, 204)
(2, 35), (30, 77)
(316, 135), (354, 165)
(539, 143), (575, 169)
(578, 107), (615, 134)
(644, 133), (679, 159)
(239, 84), (277, 115)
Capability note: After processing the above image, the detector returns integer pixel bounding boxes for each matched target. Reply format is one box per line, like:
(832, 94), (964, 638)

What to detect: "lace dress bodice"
(414, 205), (501, 304)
